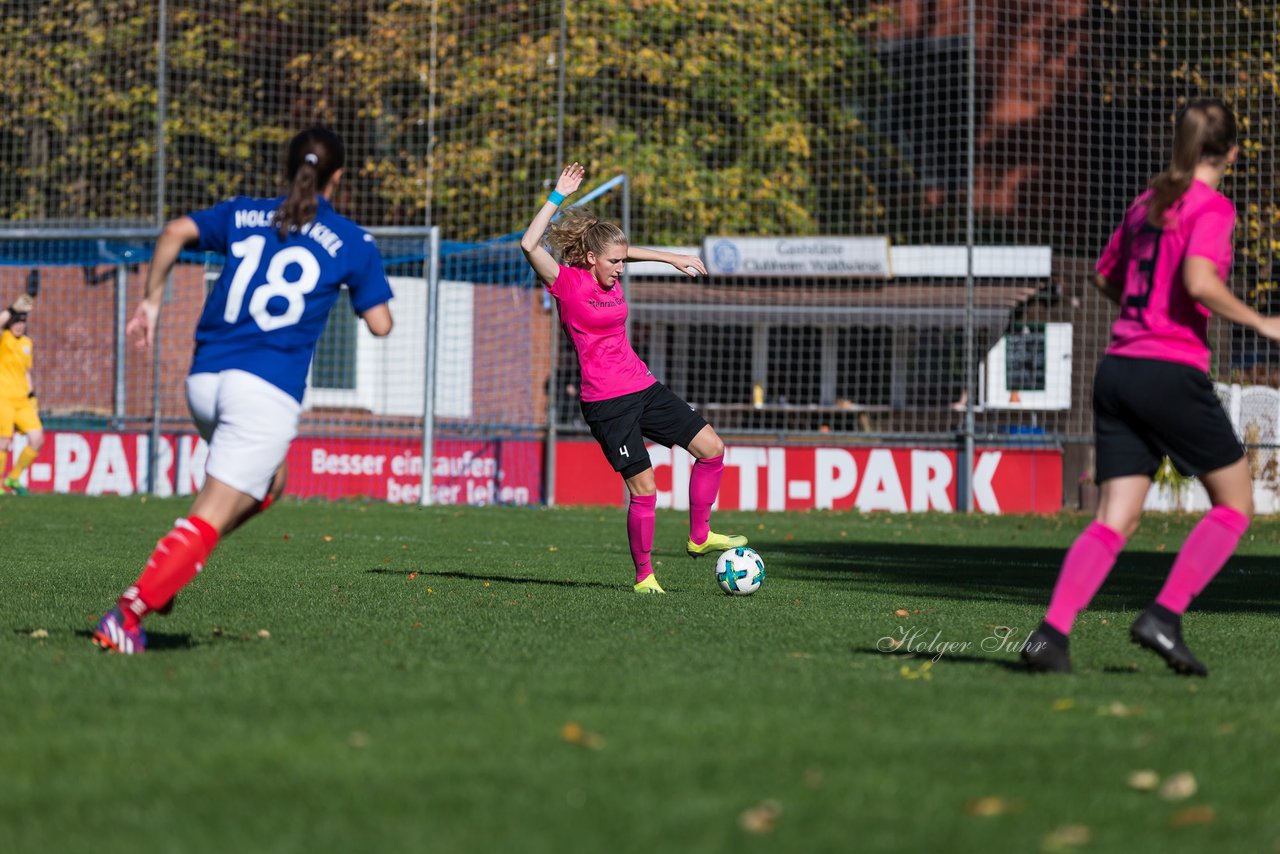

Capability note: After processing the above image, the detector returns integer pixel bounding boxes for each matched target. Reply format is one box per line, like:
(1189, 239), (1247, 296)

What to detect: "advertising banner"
(554, 440), (1061, 514)
(7, 431), (542, 506)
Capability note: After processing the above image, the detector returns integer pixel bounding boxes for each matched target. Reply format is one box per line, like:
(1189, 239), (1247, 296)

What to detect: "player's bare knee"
(625, 468), (657, 497)
(692, 429), (724, 459)
(268, 464), (288, 502)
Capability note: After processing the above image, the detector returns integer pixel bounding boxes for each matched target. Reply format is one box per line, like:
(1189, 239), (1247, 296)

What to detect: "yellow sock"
(10, 445), (37, 479)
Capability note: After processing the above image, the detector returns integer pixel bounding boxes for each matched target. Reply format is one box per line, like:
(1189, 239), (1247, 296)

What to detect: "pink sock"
(1155, 506), (1249, 614)
(628, 494), (657, 583)
(689, 454), (724, 545)
(1044, 521), (1126, 634)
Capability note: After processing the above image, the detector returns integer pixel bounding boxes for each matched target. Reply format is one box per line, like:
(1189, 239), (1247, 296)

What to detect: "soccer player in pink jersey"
(521, 162), (747, 593)
(1022, 99), (1280, 675)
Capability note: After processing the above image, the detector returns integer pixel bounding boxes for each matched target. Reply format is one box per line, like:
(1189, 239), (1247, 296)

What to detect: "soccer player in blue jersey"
(93, 127), (394, 654)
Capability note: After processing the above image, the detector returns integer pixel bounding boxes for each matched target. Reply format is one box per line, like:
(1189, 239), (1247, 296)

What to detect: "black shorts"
(580, 382), (708, 479)
(1093, 355), (1243, 482)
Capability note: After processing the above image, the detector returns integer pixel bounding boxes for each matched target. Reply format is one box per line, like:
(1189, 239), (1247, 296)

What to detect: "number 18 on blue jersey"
(187, 195), (393, 402)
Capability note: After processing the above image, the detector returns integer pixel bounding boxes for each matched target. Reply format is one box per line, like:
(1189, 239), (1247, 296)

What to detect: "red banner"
(6, 431), (542, 506)
(554, 441), (1061, 513)
(9, 431), (1057, 512)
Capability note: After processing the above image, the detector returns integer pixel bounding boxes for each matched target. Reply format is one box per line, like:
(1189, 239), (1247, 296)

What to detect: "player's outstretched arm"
(520, 162), (584, 286)
(127, 216), (200, 349)
(626, 247), (706, 277)
(0, 293), (35, 327)
(362, 303), (393, 337)
(1181, 256), (1273, 335)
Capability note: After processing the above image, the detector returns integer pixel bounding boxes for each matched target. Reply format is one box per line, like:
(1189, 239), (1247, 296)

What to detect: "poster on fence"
(7, 431), (542, 506)
(553, 441), (1062, 514)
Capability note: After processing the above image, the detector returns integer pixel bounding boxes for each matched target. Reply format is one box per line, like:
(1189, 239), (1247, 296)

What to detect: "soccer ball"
(715, 547), (765, 596)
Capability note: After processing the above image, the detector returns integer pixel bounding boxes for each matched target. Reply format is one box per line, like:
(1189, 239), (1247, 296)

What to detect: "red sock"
(119, 516), (221, 627)
(1156, 506), (1249, 614)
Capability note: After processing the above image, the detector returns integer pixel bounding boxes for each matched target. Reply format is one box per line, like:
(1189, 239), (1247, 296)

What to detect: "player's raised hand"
(555, 162), (585, 198)
(126, 300), (161, 349)
(1255, 317), (1280, 344)
(10, 293), (34, 313)
(670, 254), (707, 277)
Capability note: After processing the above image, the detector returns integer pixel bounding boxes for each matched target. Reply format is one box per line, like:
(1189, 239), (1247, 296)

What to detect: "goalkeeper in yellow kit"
(0, 290), (43, 495)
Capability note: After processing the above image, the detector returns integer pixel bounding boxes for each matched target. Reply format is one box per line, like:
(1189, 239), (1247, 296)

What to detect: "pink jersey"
(547, 265), (656, 402)
(1097, 180), (1236, 372)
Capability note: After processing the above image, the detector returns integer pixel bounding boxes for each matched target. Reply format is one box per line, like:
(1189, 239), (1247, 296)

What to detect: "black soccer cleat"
(1130, 606), (1208, 677)
(1021, 622), (1072, 674)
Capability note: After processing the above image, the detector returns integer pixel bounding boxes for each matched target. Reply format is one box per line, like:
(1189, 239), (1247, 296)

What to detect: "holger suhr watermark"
(876, 625), (1044, 662)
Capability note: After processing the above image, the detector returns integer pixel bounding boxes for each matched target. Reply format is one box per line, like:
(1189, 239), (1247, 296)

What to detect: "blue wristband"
(548, 191), (566, 206)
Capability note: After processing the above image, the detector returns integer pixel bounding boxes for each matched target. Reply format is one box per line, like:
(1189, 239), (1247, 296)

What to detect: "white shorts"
(186, 370), (301, 500)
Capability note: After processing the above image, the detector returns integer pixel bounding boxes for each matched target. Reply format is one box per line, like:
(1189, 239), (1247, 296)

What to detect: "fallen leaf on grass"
(323, 535), (333, 543)
(347, 731), (369, 749)
(256, 629), (270, 639)
(894, 609), (910, 617)
(407, 571), (418, 580)
(1170, 805), (1215, 827)
(965, 796), (1020, 817)
(1041, 824), (1091, 851)
(1052, 698), (1075, 712)
(560, 721), (604, 750)
(29, 629), (49, 639)
(899, 661), (933, 680)
(1127, 769), (1160, 791)
(738, 800), (782, 834)
(1159, 772), (1197, 801)
(548, 546), (558, 552)
(1098, 702), (1143, 717)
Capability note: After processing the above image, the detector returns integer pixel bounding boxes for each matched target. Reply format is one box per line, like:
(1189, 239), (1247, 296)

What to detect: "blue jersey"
(187, 195), (393, 402)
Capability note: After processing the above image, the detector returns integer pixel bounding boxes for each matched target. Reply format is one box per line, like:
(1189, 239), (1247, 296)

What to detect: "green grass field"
(3, 495), (1278, 853)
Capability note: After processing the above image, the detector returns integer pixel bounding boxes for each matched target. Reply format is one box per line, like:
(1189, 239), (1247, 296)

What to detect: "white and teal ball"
(715, 547), (765, 596)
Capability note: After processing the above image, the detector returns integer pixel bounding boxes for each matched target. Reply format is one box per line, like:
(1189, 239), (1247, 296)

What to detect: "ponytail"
(546, 208), (629, 268)
(276, 127), (346, 239)
(1147, 99), (1237, 228)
